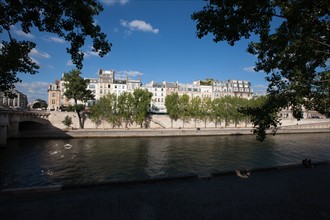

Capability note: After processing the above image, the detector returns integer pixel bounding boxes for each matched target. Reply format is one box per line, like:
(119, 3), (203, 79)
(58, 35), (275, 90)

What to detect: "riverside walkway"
(1, 162), (330, 220)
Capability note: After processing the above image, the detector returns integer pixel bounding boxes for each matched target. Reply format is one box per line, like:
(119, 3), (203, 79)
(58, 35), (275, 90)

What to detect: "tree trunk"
(76, 110), (83, 129)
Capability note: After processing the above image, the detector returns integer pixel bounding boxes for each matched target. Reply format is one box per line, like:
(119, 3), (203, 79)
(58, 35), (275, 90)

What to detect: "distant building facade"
(0, 90), (28, 109)
(47, 69), (327, 118)
(47, 80), (61, 110)
(142, 79), (254, 113)
(47, 69), (255, 113)
(47, 69), (142, 110)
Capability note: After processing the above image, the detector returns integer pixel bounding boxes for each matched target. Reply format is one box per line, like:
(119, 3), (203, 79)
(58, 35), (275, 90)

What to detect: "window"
(108, 85), (110, 88)
(52, 100), (55, 104)
(52, 93), (55, 97)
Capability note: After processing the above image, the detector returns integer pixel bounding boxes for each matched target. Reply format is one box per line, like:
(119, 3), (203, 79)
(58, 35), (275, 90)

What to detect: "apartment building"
(143, 81), (167, 113)
(0, 90), (28, 109)
(48, 69), (142, 109)
(47, 80), (61, 110)
(47, 69), (254, 113)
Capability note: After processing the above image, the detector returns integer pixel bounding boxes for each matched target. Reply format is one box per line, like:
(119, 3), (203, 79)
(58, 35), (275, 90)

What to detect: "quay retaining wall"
(48, 111), (330, 130)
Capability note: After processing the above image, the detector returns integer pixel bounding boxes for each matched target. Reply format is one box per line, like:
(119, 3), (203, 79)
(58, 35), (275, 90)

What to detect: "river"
(0, 133), (329, 189)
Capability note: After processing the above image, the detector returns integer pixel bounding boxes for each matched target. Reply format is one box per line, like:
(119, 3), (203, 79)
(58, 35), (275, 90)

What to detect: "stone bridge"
(0, 110), (51, 147)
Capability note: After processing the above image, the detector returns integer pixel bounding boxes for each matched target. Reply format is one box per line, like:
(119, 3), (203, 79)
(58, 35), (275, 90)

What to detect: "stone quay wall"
(48, 111), (330, 130)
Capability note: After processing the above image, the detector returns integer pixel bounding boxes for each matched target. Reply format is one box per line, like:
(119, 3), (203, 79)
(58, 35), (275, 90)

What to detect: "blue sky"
(11, 0), (268, 102)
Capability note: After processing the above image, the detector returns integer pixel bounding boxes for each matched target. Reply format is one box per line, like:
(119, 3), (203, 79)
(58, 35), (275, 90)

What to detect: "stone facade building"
(47, 69), (142, 110)
(47, 69), (254, 113)
(0, 90), (28, 109)
(47, 69), (326, 118)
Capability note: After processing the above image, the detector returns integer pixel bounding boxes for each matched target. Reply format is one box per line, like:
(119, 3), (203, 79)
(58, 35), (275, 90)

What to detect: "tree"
(62, 115), (73, 129)
(200, 97), (212, 128)
(178, 94), (190, 128)
(89, 93), (119, 129)
(192, 0), (330, 141)
(117, 92), (134, 129)
(189, 96), (202, 127)
(165, 93), (180, 128)
(221, 96), (234, 127)
(63, 69), (94, 129)
(133, 88), (153, 128)
(211, 98), (225, 127)
(1, 0), (111, 97)
(229, 97), (247, 128)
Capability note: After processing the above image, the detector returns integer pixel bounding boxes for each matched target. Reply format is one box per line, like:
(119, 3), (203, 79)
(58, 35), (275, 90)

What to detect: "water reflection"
(0, 133), (329, 188)
(145, 138), (169, 178)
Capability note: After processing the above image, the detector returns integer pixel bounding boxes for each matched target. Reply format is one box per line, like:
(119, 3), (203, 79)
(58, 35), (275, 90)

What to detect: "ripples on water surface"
(0, 133), (329, 188)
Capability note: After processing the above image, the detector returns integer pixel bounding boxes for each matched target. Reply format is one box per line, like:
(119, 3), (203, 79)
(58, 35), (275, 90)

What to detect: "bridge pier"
(0, 113), (9, 147)
(8, 114), (20, 138)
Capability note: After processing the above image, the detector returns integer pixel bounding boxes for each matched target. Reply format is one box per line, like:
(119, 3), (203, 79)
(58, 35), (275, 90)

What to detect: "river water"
(0, 133), (329, 189)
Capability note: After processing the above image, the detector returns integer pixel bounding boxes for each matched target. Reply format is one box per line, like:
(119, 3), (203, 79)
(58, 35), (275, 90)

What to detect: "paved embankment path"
(1, 163), (330, 220)
(16, 124), (330, 139)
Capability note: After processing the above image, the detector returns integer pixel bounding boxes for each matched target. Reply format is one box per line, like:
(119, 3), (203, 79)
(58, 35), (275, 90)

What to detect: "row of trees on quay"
(60, 68), (268, 130)
(87, 90), (267, 130)
(165, 93), (266, 129)
(89, 89), (153, 129)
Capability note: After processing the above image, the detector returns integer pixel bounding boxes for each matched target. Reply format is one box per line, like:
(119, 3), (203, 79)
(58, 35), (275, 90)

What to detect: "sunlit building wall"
(0, 90), (28, 109)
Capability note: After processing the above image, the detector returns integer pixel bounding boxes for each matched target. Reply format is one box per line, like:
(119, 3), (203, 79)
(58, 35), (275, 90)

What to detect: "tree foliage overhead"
(192, 0), (330, 141)
(0, 0), (111, 96)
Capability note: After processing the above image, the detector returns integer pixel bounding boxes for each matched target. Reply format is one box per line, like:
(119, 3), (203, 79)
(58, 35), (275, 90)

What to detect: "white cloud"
(116, 70), (143, 79)
(254, 84), (268, 89)
(10, 25), (35, 39)
(243, 66), (256, 72)
(49, 36), (65, 43)
(30, 57), (40, 66)
(66, 60), (74, 66)
(82, 46), (101, 58)
(120, 19), (159, 34)
(15, 82), (49, 102)
(30, 48), (51, 59)
(102, 0), (128, 5)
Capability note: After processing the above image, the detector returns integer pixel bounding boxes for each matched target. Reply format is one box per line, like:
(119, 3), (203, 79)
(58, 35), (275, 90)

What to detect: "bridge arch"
(19, 120), (52, 131)
(1, 111), (53, 146)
